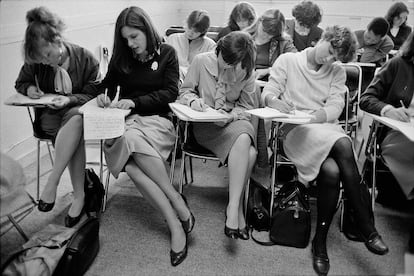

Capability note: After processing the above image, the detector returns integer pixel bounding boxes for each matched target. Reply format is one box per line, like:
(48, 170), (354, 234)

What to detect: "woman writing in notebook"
(15, 7), (99, 228)
(95, 6), (193, 266)
(262, 26), (389, 275)
(179, 31), (257, 240)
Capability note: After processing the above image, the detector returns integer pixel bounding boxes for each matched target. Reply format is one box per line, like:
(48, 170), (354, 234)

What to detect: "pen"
(104, 88), (108, 109)
(113, 86), (120, 104)
(400, 100), (406, 109)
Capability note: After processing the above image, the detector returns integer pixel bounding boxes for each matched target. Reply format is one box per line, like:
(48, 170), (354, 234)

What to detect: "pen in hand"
(399, 100), (411, 122)
(104, 88), (108, 108)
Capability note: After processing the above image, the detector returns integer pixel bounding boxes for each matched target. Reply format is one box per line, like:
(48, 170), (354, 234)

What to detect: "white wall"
(1, 0), (413, 162)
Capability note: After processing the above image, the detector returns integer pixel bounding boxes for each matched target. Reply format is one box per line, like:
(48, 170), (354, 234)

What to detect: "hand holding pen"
(383, 100), (411, 122)
(96, 88), (111, 108)
(27, 75), (45, 99)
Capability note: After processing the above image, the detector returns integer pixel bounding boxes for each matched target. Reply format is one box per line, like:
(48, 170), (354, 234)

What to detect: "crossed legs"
(39, 114), (85, 217)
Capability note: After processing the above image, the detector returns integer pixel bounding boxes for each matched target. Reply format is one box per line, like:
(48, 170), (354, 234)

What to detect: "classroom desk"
(366, 112), (414, 142)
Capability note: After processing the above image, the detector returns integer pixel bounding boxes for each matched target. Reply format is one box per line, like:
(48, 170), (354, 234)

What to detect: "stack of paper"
(4, 93), (56, 106)
(246, 107), (314, 124)
(169, 102), (228, 122)
(80, 98), (131, 140)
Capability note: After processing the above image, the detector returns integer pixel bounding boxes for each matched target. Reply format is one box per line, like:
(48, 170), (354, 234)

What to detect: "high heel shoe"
(224, 210), (238, 239)
(311, 240), (330, 276)
(180, 194), (195, 234)
(237, 227), (250, 240)
(65, 204), (85, 228)
(363, 232), (389, 255)
(38, 199), (55, 212)
(170, 234), (188, 266)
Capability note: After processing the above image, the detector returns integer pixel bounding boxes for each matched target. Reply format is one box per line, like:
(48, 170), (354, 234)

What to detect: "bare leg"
(67, 137), (86, 217)
(125, 160), (186, 252)
(226, 134), (256, 229)
(40, 115), (84, 204)
(131, 153), (190, 222)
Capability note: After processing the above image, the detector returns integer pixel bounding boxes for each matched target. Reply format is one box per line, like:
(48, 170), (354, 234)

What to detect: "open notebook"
(79, 98), (131, 140)
(169, 102), (228, 122)
(4, 93), (57, 106)
(246, 107), (314, 124)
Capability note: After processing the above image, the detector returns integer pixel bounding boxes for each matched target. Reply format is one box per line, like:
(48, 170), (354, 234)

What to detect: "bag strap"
(250, 229), (276, 246)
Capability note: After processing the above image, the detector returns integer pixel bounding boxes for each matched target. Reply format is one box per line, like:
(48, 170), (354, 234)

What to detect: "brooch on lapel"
(151, 61), (158, 71)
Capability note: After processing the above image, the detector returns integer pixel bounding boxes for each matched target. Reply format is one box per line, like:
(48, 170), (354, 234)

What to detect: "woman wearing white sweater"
(262, 26), (389, 276)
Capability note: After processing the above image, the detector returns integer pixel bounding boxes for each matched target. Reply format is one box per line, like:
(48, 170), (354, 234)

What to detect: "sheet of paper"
(369, 113), (414, 142)
(169, 102), (229, 122)
(4, 93), (57, 106)
(80, 98), (131, 140)
(246, 107), (314, 119)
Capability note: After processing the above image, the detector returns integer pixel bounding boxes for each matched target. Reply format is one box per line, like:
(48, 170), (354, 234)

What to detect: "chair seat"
(183, 143), (217, 158)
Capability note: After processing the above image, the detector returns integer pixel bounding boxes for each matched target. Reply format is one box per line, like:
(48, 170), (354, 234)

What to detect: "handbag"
(1, 217), (99, 276)
(251, 181), (311, 248)
(54, 217), (100, 276)
(246, 178), (270, 231)
(270, 181), (311, 248)
(84, 168), (105, 216)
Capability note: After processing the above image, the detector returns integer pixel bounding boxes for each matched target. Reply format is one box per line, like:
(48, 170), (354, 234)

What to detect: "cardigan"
(359, 56), (414, 115)
(388, 24), (412, 50)
(285, 19), (323, 51)
(354, 30), (394, 64)
(101, 43), (179, 117)
(257, 35), (297, 67)
(262, 49), (346, 122)
(15, 42), (100, 106)
(179, 51), (256, 120)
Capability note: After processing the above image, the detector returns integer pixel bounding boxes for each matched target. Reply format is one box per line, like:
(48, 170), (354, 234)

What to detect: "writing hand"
(110, 99), (135, 110)
(27, 85), (44, 99)
(96, 93), (111, 108)
(189, 98), (208, 112)
(48, 95), (69, 109)
(267, 97), (294, 113)
(384, 107), (411, 122)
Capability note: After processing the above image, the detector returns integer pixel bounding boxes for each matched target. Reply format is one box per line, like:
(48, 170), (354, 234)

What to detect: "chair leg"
(178, 153), (187, 194)
(46, 141), (54, 166)
(101, 169), (111, 213)
(36, 140), (41, 202)
(7, 215), (29, 241)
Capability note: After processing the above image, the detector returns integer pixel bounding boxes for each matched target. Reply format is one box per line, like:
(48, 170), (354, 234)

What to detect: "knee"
(249, 146), (257, 162)
(234, 133), (252, 149)
(332, 137), (353, 158)
(70, 114), (83, 128)
(319, 158), (340, 186)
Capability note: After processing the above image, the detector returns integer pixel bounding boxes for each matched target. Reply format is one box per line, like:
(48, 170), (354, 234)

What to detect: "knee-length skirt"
(192, 119), (256, 163)
(283, 123), (351, 185)
(104, 114), (175, 177)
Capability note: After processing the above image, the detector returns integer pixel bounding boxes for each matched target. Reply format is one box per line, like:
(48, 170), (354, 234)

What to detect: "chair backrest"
(165, 26), (223, 42)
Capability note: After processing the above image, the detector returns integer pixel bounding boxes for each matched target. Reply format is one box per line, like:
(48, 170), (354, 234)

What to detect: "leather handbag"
(84, 168), (105, 216)
(246, 178), (270, 231)
(269, 181), (311, 248)
(53, 217), (100, 276)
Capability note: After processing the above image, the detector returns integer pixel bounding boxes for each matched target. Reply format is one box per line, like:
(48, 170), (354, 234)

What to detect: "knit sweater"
(262, 48), (346, 122)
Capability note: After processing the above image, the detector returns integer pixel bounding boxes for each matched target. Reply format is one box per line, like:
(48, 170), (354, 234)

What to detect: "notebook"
(169, 102), (229, 122)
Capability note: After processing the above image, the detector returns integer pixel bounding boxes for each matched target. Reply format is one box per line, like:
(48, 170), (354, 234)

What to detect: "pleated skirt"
(104, 114), (175, 177)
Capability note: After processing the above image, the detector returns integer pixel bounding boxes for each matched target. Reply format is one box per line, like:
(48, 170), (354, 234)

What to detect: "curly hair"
(228, 2), (257, 31)
(24, 6), (66, 64)
(292, 0), (322, 29)
(322, 25), (357, 63)
(385, 2), (409, 28)
(215, 31), (256, 80)
(187, 10), (210, 37)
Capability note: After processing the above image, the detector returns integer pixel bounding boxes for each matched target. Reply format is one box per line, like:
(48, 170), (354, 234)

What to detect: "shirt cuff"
(380, 105), (393, 116)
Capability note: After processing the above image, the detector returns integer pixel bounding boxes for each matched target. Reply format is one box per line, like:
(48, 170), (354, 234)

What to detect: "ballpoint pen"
(104, 88), (108, 109)
(113, 86), (120, 104)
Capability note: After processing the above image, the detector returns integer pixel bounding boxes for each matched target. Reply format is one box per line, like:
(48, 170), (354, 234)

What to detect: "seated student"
(166, 10), (216, 83)
(354, 17), (394, 66)
(359, 32), (414, 208)
(244, 9), (297, 81)
(262, 25), (389, 275)
(179, 31), (257, 241)
(15, 7), (99, 228)
(385, 1), (412, 51)
(285, 0), (323, 51)
(96, 6), (193, 266)
(216, 1), (257, 41)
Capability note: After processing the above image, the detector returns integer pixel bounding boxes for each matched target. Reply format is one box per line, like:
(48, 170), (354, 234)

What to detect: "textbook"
(79, 98), (131, 140)
(246, 107), (314, 121)
(4, 93), (57, 106)
(169, 102), (229, 122)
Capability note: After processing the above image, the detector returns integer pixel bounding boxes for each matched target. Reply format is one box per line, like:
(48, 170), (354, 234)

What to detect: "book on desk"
(169, 102), (228, 122)
(79, 98), (131, 140)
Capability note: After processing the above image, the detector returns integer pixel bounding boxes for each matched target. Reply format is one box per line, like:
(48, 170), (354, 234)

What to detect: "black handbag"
(84, 168), (105, 216)
(270, 181), (311, 248)
(54, 217), (100, 276)
(246, 178), (270, 231)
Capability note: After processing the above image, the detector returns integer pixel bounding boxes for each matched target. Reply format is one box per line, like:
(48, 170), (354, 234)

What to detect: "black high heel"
(65, 202), (85, 228)
(180, 194), (195, 234)
(224, 211), (238, 239)
(170, 234), (188, 266)
(237, 227), (250, 240)
(311, 240), (330, 276)
(38, 199), (55, 212)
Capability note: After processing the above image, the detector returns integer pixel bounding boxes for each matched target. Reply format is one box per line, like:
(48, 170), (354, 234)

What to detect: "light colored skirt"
(381, 129), (414, 199)
(283, 123), (351, 185)
(193, 119), (256, 163)
(104, 114), (175, 177)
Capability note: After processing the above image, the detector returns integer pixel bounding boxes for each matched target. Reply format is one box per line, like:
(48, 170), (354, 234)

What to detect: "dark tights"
(313, 138), (375, 253)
